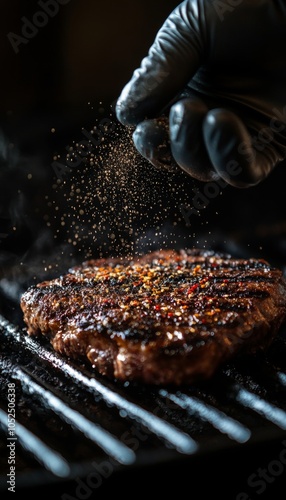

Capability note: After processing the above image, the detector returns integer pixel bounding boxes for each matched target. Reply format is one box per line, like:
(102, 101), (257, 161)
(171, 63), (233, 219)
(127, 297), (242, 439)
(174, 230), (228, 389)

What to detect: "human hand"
(115, 0), (286, 187)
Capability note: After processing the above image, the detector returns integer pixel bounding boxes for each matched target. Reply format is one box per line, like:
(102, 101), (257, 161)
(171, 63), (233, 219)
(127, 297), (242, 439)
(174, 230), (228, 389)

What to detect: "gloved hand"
(115, 0), (286, 187)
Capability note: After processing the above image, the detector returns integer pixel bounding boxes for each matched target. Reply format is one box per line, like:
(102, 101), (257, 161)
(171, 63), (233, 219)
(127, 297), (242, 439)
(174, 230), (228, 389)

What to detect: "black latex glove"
(115, 0), (286, 187)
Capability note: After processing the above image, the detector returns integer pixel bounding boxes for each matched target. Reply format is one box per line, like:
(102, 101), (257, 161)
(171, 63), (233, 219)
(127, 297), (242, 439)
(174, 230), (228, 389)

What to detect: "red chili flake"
(133, 281), (142, 287)
(167, 312), (174, 318)
(187, 283), (199, 294)
(154, 305), (161, 311)
(201, 277), (210, 284)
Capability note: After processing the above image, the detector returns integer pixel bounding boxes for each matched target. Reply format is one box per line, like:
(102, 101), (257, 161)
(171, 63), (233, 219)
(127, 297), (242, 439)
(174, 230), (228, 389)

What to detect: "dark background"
(0, 2), (286, 499)
(0, 0), (285, 271)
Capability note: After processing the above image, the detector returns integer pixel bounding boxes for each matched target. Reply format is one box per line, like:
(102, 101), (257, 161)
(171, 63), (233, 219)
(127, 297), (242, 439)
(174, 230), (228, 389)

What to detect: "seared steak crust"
(20, 249), (286, 385)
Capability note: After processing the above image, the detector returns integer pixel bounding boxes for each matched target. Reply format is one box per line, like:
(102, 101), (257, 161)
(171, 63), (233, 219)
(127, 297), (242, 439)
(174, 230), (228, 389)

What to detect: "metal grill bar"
(11, 367), (136, 466)
(160, 390), (251, 443)
(0, 316), (198, 455)
(277, 371), (286, 386)
(0, 409), (70, 478)
(1, 313), (286, 490)
(235, 387), (286, 430)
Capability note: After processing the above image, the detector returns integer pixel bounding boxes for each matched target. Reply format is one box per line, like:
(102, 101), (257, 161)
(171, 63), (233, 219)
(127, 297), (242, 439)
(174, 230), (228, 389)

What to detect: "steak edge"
(20, 249), (286, 385)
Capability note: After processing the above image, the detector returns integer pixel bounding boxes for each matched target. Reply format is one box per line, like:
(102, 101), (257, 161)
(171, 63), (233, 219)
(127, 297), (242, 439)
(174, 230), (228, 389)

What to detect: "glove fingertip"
(133, 119), (178, 172)
(115, 99), (135, 127)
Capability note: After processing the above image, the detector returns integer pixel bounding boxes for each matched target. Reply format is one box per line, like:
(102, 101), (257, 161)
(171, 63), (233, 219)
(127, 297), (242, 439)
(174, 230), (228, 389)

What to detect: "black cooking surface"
(1, 242), (286, 499)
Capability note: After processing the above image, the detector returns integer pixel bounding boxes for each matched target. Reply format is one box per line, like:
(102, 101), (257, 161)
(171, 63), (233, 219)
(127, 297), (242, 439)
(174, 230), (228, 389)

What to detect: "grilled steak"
(20, 249), (286, 385)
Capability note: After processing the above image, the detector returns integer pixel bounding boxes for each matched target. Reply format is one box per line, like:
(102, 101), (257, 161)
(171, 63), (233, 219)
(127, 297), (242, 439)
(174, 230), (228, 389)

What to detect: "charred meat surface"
(20, 249), (286, 385)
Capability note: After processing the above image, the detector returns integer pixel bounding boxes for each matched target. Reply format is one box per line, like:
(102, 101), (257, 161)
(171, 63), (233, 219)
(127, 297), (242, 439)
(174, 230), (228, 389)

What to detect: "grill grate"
(1, 312), (286, 495)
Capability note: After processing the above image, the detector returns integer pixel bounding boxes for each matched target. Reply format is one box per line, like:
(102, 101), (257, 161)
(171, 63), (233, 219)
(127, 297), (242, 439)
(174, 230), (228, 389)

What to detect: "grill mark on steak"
(20, 249), (286, 385)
